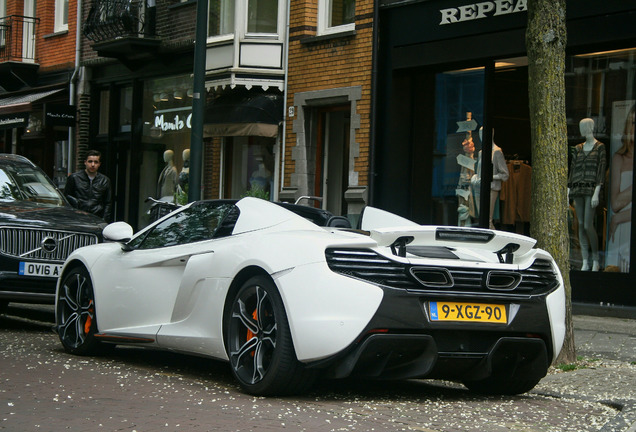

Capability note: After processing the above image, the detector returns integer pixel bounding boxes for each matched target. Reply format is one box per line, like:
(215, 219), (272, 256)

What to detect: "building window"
(0, 0), (6, 46)
(319, 0), (355, 35)
(208, 0), (235, 38)
(98, 90), (110, 135)
(247, 0), (278, 34)
(54, 0), (69, 32)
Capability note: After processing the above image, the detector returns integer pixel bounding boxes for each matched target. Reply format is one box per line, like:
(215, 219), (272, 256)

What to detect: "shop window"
(247, 0), (278, 34)
(119, 86), (133, 133)
(223, 136), (274, 200)
(318, 0), (355, 35)
(54, 0), (69, 32)
(139, 74), (194, 228)
(97, 90), (110, 135)
(431, 68), (485, 228)
(208, 0), (235, 38)
(566, 48), (636, 274)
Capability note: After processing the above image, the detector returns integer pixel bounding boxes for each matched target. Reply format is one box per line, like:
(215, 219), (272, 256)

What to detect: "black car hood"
(0, 201), (107, 234)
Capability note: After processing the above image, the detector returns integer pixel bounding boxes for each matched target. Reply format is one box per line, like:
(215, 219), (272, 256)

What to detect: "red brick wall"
(37, 0), (77, 71)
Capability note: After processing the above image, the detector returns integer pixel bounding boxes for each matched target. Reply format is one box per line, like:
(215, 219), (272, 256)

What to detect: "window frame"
(1, 0), (7, 46)
(54, 0), (69, 33)
(208, 0), (235, 42)
(318, 0), (355, 36)
(245, 0), (280, 37)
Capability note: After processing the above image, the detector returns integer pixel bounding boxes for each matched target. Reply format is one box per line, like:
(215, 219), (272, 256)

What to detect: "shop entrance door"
(315, 106), (350, 215)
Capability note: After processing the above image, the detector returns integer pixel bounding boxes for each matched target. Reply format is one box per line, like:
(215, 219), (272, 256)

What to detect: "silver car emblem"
(41, 237), (58, 253)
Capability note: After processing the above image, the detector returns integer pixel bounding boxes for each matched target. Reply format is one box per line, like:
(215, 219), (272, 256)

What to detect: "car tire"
(226, 275), (315, 396)
(463, 375), (541, 395)
(56, 266), (101, 356)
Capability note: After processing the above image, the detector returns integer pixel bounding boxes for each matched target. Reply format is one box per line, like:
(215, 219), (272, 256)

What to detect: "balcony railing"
(0, 15), (39, 63)
(83, 0), (155, 42)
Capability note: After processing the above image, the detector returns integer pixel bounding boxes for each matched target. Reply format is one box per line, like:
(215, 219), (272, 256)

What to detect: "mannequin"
(471, 128), (509, 229)
(179, 148), (190, 189)
(568, 118), (607, 271)
(157, 149), (178, 202)
(249, 159), (272, 191)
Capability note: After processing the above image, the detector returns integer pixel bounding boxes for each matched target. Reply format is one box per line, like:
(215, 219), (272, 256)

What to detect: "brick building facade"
(281, 0), (374, 220)
(1, 0), (80, 181)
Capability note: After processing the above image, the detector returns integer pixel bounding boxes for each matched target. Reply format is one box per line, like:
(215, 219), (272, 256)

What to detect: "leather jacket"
(64, 170), (113, 222)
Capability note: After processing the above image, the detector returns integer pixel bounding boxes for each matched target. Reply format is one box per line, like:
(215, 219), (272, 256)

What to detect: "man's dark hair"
(85, 150), (102, 161)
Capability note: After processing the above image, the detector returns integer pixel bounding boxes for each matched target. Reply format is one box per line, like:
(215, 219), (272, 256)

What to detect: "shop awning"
(0, 88), (65, 115)
(204, 92), (283, 138)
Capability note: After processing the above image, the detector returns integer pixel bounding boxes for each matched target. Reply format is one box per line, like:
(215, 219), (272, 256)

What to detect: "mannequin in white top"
(567, 118), (606, 271)
(157, 149), (178, 202)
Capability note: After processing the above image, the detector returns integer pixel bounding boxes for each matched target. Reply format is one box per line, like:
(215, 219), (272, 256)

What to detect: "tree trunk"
(525, 0), (575, 364)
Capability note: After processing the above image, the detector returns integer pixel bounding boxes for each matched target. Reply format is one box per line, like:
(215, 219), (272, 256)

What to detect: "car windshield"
(0, 165), (66, 206)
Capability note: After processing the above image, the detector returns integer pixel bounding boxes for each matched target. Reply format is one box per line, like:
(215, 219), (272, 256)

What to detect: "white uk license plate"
(18, 262), (63, 278)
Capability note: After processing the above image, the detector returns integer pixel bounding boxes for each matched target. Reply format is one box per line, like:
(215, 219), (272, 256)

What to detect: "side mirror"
(103, 222), (134, 243)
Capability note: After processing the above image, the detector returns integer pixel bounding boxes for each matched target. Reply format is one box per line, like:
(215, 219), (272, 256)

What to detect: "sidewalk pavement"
(533, 314), (636, 432)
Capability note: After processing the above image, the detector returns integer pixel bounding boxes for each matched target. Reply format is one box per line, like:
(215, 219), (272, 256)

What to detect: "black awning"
(204, 91), (283, 138)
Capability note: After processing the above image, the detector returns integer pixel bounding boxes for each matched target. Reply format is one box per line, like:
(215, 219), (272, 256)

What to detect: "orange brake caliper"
(84, 300), (94, 335)
(245, 309), (258, 356)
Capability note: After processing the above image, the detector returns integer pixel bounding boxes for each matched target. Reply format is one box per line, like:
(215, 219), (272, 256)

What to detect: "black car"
(0, 154), (106, 311)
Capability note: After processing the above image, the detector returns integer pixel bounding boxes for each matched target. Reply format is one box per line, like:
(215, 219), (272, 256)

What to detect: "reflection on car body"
(54, 197), (565, 397)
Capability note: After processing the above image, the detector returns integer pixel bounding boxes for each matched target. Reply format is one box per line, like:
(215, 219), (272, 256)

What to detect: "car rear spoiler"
(360, 207), (536, 263)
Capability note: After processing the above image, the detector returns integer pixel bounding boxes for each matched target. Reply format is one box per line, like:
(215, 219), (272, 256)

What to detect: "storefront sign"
(154, 108), (193, 133)
(439, 0), (527, 25)
(0, 113), (29, 130)
(45, 104), (76, 127)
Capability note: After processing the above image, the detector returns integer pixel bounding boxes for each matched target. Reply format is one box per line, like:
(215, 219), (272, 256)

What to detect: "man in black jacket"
(64, 150), (113, 222)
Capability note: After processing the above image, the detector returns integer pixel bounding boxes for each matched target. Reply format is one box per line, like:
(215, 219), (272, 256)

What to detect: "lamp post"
(188, 0), (208, 202)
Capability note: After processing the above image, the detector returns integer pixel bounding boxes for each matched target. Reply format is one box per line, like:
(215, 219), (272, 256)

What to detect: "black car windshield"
(0, 166), (66, 206)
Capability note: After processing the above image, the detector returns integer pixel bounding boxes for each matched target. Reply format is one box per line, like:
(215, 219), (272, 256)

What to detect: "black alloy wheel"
(56, 266), (100, 355)
(226, 275), (315, 395)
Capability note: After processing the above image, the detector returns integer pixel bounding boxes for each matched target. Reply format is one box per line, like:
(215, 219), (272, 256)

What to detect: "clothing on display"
(500, 161), (532, 225)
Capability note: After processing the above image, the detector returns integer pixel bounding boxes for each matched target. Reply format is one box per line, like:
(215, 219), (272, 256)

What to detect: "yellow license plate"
(430, 301), (507, 324)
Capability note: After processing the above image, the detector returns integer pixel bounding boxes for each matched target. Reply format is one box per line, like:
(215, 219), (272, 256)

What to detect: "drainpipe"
(68, 0), (82, 175)
(277, 0), (291, 202)
(368, 0), (379, 206)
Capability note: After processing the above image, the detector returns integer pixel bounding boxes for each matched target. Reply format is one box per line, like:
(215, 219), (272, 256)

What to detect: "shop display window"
(431, 68), (485, 228)
(119, 86), (133, 133)
(430, 50), (635, 274)
(139, 75), (194, 228)
(97, 90), (109, 135)
(223, 136), (275, 200)
(566, 48), (635, 273)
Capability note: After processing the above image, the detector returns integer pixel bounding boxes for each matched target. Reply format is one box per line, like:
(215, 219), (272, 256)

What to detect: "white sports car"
(55, 197), (565, 396)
